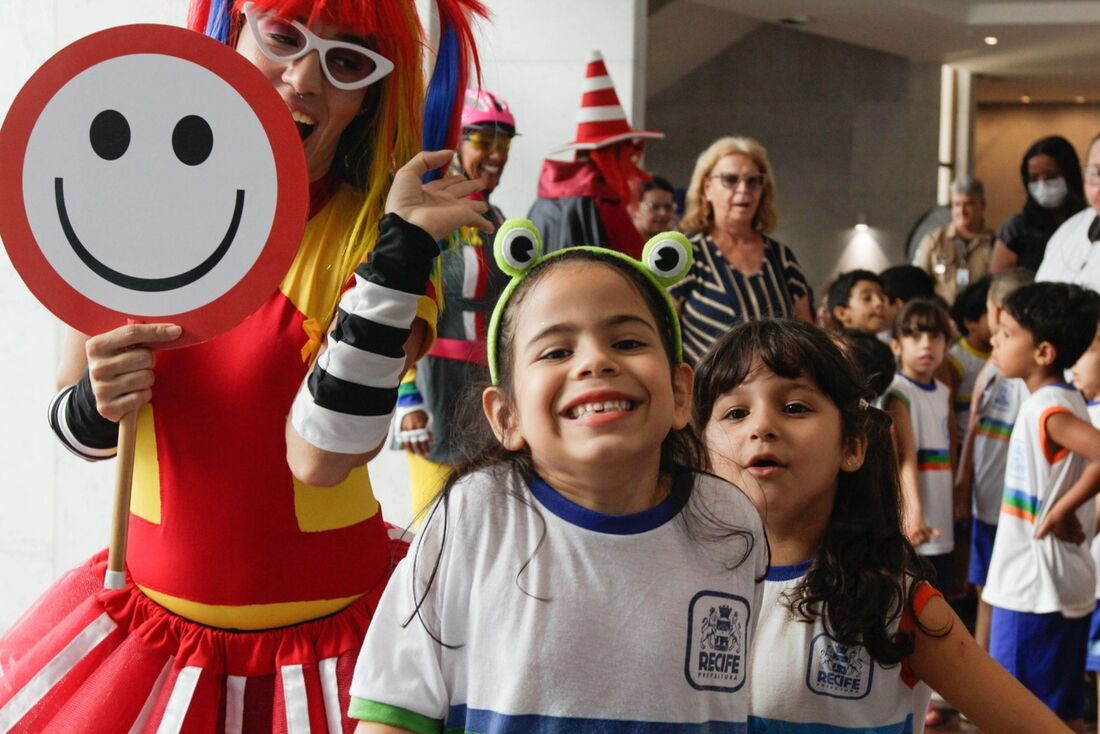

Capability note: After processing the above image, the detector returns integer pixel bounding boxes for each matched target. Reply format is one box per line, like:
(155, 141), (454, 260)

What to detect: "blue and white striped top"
(671, 232), (810, 364)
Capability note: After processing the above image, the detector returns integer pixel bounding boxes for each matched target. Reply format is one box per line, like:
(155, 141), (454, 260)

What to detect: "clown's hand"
(386, 150), (493, 241)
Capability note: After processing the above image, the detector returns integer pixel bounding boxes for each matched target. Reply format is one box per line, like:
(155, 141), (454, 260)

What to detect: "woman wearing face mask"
(990, 135), (1085, 274)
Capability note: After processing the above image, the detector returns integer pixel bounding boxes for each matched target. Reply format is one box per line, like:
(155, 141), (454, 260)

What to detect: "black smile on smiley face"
(55, 109), (245, 293)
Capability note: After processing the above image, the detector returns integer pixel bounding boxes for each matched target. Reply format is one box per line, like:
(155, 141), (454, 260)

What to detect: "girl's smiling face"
(705, 362), (863, 522)
(484, 260), (692, 507)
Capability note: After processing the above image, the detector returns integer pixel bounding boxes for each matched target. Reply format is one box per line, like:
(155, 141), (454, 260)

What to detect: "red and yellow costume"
(0, 0), (486, 721)
(0, 183), (435, 732)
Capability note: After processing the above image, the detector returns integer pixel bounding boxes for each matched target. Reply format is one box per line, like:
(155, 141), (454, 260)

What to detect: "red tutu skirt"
(0, 533), (408, 734)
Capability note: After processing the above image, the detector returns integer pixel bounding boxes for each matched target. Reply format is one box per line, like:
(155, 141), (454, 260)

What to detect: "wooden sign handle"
(104, 409), (137, 589)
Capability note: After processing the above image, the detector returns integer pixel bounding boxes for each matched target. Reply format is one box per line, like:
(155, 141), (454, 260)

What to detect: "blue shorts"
(968, 520), (997, 586)
(922, 552), (952, 595)
(1087, 600), (1100, 672)
(990, 606), (1089, 720)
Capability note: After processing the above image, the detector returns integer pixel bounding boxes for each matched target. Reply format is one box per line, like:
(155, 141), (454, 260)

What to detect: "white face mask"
(1028, 177), (1068, 209)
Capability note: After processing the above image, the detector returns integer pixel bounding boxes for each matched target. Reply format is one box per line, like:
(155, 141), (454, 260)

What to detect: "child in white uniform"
(349, 223), (767, 733)
(947, 278), (992, 440)
(884, 300), (956, 591)
(954, 268), (1032, 650)
(695, 318), (1072, 733)
(1071, 327), (1100, 731)
(983, 282), (1100, 730)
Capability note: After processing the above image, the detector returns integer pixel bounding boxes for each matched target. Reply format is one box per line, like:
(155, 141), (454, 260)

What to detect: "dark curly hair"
(693, 318), (937, 666)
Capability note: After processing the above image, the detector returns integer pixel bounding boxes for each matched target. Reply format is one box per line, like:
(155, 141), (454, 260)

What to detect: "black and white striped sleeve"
(47, 371), (119, 461)
(290, 213), (440, 454)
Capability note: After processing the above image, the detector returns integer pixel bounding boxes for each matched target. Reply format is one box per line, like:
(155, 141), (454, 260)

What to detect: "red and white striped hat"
(552, 50), (664, 153)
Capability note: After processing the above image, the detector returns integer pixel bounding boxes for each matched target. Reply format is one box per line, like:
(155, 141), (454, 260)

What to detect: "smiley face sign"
(0, 24), (307, 346)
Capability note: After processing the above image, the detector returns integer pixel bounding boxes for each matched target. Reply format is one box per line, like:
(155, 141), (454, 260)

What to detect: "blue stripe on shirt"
(746, 714), (915, 733)
(446, 705), (747, 733)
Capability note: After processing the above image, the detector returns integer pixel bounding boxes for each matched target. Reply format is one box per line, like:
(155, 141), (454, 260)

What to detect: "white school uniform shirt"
(886, 373), (954, 555)
(1035, 208), (1100, 291)
(349, 468), (767, 732)
(983, 383), (1096, 617)
(970, 368), (1027, 524)
(749, 561), (935, 734)
(947, 338), (990, 440)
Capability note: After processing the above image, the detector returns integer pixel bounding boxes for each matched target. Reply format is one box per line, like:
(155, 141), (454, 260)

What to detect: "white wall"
(0, 0), (186, 634)
(0, 0), (644, 632)
(471, 1), (647, 220)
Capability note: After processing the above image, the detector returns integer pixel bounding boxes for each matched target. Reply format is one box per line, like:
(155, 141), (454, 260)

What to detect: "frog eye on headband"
(494, 219), (543, 277)
(642, 231), (693, 287)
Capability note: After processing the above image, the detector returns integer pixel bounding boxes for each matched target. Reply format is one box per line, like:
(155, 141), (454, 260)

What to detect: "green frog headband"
(487, 219), (693, 385)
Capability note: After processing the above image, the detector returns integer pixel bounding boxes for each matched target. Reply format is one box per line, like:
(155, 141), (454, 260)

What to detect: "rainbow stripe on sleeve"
(917, 449), (951, 472)
(976, 416), (1013, 442)
(1002, 486), (1040, 523)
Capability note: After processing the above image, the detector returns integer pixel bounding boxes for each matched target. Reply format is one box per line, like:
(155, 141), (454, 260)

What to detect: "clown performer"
(395, 89), (516, 516)
(527, 50), (663, 259)
(0, 0), (486, 731)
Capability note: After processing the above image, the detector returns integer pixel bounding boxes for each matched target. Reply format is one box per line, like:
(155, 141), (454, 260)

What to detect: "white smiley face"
(0, 24), (307, 345)
(23, 53), (278, 317)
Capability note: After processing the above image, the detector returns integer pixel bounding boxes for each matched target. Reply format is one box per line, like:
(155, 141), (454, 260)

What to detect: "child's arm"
(884, 395), (937, 547)
(909, 594), (1073, 732)
(1035, 412), (1100, 542)
(953, 362), (993, 522)
(356, 725), (415, 734)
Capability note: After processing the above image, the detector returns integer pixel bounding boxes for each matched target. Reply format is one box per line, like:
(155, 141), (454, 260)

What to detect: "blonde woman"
(672, 136), (812, 363)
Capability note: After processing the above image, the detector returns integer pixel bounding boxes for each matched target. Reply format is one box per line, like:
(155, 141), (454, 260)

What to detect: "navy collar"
(527, 472), (691, 535)
(766, 559), (813, 581)
(900, 372), (937, 391)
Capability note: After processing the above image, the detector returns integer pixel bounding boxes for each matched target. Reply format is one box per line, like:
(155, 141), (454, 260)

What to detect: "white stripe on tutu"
(319, 658), (341, 734)
(129, 657), (172, 733)
(0, 611), (116, 730)
(282, 664), (310, 734)
(158, 666), (200, 734)
(225, 675), (246, 734)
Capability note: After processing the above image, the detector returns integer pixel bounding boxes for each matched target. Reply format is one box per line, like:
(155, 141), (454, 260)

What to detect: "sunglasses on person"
(463, 131), (512, 154)
(243, 2), (394, 90)
(709, 173), (766, 191)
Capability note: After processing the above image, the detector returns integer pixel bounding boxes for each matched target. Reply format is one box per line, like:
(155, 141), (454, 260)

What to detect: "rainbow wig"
(187, 0), (485, 272)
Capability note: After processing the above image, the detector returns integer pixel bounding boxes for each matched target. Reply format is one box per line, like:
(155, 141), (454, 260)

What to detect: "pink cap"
(462, 89), (517, 134)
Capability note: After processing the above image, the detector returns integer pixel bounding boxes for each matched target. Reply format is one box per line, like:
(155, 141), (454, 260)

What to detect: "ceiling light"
(1020, 95), (1032, 104)
(778, 15), (811, 26)
(854, 214), (869, 232)
(983, 36), (998, 46)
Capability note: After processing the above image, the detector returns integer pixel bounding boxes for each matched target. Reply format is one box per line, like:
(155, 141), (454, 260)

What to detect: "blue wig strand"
(421, 23), (460, 182)
(204, 0), (233, 42)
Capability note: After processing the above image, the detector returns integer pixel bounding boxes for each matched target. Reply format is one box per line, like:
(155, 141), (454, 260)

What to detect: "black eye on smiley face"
(88, 109), (214, 166)
(57, 109), (243, 292)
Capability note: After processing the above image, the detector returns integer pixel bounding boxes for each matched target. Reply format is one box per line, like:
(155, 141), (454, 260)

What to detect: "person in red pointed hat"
(527, 50), (663, 259)
(0, 1), (488, 731)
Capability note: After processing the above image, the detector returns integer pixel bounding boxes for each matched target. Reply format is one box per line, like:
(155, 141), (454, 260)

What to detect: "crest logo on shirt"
(684, 591), (749, 691)
(806, 633), (873, 699)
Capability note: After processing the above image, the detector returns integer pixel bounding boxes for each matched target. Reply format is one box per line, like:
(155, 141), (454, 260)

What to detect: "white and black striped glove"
(291, 214), (440, 454)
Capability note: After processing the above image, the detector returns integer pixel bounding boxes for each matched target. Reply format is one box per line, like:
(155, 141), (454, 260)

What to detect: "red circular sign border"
(0, 24), (308, 347)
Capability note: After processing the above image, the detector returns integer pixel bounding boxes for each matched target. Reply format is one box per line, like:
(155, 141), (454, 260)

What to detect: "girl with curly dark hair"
(694, 318), (1070, 733)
